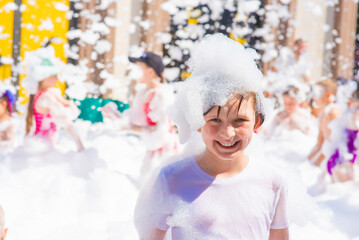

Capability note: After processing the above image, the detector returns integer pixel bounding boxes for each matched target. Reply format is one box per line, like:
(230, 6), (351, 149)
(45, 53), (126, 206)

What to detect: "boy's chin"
(214, 152), (244, 161)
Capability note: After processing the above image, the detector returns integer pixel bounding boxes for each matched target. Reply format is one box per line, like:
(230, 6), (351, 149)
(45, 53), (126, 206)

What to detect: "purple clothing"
(327, 128), (358, 175)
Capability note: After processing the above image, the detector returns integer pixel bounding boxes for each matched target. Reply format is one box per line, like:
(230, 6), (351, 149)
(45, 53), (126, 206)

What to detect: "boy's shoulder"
(160, 156), (195, 177)
(250, 159), (287, 188)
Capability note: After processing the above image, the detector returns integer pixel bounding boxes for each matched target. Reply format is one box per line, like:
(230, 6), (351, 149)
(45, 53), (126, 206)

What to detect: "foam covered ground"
(0, 119), (358, 239)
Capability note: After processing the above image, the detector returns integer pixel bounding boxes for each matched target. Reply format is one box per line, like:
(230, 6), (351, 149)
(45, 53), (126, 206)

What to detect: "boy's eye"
(235, 118), (247, 123)
(209, 118), (221, 122)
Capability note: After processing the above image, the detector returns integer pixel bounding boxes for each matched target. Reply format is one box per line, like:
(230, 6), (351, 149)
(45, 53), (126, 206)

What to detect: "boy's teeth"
(219, 142), (235, 147)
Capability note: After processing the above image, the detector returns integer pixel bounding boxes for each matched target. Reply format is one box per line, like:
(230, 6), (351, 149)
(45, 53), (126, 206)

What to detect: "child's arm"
(308, 129), (324, 161)
(269, 228), (289, 240)
(135, 171), (170, 239)
(270, 178), (289, 239)
(65, 126), (84, 152)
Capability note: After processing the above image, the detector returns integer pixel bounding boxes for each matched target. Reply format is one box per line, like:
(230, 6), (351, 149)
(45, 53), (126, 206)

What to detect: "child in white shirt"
(134, 34), (289, 240)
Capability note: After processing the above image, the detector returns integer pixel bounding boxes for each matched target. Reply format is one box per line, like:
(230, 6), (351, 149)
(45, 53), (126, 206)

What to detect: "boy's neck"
(196, 150), (249, 178)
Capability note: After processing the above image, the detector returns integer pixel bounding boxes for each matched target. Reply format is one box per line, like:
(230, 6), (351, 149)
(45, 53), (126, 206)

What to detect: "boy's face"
(200, 94), (259, 161)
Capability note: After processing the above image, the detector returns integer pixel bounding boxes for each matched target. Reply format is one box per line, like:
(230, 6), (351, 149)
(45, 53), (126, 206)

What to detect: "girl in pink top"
(23, 46), (84, 151)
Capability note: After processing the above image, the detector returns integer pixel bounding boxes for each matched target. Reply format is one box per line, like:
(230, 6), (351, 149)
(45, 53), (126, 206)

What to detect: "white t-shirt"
(135, 156), (289, 239)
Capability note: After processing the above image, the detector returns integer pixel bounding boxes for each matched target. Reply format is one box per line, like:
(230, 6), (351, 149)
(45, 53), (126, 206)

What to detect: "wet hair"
(25, 94), (35, 135)
(203, 92), (265, 126)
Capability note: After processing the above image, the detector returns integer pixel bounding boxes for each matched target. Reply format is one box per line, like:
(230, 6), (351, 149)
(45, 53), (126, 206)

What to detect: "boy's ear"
(253, 115), (262, 131)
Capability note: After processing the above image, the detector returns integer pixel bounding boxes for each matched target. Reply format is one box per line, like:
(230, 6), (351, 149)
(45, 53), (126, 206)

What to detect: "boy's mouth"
(216, 141), (239, 148)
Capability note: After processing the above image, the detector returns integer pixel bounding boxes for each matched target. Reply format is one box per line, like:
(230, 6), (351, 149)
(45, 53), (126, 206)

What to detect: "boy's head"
(0, 205), (8, 240)
(199, 93), (262, 160)
(169, 34), (270, 144)
(129, 52), (164, 78)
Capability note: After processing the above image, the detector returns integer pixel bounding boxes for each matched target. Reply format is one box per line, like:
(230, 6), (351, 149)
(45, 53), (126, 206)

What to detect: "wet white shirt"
(135, 156), (289, 240)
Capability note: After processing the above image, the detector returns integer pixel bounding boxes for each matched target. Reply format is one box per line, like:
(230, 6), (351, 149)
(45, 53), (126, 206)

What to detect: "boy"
(134, 34), (289, 240)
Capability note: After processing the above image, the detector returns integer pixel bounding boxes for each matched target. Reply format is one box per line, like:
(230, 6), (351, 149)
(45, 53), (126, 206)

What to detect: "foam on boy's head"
(168, 33), (270, 144)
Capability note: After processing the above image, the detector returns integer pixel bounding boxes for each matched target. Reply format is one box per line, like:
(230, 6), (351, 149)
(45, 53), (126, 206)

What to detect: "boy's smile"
(200, 94), (259, 162)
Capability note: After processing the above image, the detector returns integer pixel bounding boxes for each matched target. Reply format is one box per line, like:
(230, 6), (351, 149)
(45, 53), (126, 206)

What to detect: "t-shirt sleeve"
(134, 170), (171, 237)
(270, 180), (289, 229)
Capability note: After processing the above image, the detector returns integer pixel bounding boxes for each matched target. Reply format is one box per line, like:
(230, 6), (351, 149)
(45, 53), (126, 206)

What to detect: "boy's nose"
(220, 124), (236, 139)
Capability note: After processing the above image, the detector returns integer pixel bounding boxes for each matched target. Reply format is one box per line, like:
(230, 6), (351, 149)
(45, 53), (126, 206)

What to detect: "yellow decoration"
(229, 32), (247, 45)
(235, 38), (247, 45)
(181, 70), (191, 80)
(0, 0), (15, 82)
(0, 0), (70, 104)
(188, 18), (199, 25)
(187, 8), (201, 25)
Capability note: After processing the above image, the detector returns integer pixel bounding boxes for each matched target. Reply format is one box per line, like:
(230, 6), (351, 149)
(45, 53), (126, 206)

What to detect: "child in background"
(127, 52), (177, 153)
(22, 46), (84, 151)
(270, 86), (313, 135)
(103, 52), (178, 176)
(134, 34), (288, 240)
(308, 78), (340, 167)
(325, 82), (359, 182)
(0, 90), (16, 149)
(0, 205), (8, 240)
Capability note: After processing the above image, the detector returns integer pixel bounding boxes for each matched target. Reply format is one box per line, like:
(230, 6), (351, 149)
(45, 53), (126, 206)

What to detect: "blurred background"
(0, 0), (358, 104)
(1, 1), (359, 240)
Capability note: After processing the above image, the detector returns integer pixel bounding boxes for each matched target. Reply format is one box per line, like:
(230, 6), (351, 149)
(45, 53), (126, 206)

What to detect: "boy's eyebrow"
(204, 111), (219, 117)
(235, 113), (250, 119)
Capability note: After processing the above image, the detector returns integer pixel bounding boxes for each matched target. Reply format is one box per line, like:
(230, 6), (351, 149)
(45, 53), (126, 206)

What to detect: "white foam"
(168, 33), (269, 143)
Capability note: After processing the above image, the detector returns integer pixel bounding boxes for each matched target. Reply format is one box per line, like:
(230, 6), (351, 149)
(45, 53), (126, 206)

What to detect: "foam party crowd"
(1, 1), (359, 240)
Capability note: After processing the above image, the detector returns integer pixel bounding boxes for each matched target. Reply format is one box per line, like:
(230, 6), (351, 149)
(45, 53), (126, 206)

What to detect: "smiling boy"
(134, 34), (289, 240)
